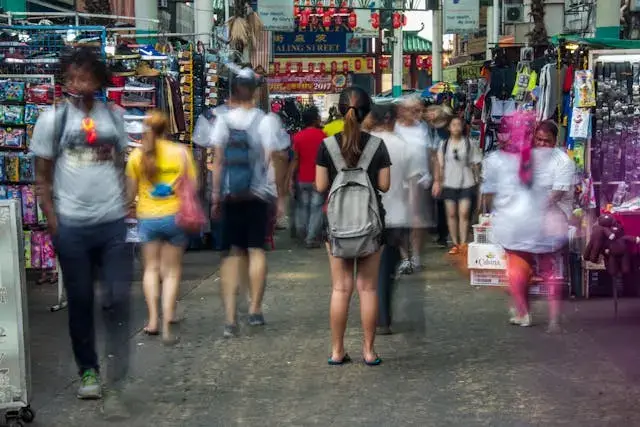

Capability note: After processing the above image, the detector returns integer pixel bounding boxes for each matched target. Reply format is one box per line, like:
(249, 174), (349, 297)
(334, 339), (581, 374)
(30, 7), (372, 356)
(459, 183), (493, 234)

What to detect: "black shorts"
(441, 186), (476, 202)
(220, 198), (270, 252)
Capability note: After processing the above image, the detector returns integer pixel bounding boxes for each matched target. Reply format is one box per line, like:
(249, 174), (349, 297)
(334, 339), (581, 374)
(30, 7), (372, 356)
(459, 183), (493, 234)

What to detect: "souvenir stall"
(468, 44), (587, 297)
(0, 25), (107, 312)
(578, 48), (640, 307)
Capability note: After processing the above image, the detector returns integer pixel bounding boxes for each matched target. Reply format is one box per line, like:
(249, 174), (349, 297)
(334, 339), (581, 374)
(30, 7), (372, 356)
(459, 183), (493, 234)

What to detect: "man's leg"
(437, 198), (448, 246)
(377, 243), (401, 331)
(306, 188), (325, 246)
(55, 223), (101, 399)
(220, 201), (246, 336)
(97, 219), (133, 418)
(295, 183), (311, 243)
(247, 199), (270, 325)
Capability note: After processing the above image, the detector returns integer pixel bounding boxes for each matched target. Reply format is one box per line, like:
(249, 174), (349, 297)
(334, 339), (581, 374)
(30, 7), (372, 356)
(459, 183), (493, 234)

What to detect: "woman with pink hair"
(481, 113), (575, 331)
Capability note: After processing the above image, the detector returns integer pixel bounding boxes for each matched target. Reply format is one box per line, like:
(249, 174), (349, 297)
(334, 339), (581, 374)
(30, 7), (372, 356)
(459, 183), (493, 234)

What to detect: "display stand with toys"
(0, 74), (66, 309)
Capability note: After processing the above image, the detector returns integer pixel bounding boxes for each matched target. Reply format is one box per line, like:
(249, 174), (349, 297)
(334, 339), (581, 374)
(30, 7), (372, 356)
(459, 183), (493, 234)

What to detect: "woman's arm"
(315, 165), (329, 193)
(377, 167), (391, 193)
(125, 176), (138, 217)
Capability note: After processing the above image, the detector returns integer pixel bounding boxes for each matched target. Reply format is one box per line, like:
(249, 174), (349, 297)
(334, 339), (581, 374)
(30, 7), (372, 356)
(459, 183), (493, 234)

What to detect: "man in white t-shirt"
(208, 68), (284, 338)
(393, 96), (437, 271)
(365, 104), (427, 334)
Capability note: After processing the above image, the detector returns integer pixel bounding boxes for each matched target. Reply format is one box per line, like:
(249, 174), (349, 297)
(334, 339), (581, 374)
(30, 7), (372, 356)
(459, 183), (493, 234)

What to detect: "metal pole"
(493, 0), (500, 51)
(391, 0), (403, 97)
(224, 0), (230, 22)
(432, 1), (443, 82)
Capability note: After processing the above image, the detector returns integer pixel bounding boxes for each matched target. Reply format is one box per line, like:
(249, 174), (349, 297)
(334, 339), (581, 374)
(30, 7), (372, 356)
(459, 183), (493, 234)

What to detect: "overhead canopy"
(551, 34), (640, 50)
(384, 30), (432, 54)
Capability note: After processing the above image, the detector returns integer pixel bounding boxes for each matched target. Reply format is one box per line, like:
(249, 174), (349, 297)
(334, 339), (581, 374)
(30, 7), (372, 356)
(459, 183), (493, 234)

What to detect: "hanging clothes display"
(537, 63), (559, 121)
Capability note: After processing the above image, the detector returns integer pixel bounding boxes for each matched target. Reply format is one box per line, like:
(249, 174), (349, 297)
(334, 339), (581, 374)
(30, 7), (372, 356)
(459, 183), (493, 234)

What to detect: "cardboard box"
(467, 243), (507, 270)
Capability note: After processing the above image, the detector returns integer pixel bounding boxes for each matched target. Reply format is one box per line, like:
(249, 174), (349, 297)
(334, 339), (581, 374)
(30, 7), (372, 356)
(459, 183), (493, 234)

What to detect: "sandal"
(328, 353), (352, 366)
(143, 327), (159, 336)
(363, 354), (383, 366)
(448, 246), (460, 255)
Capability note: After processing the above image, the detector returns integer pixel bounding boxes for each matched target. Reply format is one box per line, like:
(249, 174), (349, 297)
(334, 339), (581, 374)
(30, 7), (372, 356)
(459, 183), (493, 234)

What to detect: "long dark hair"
(338, 87), (371, 167)
(367, 104), (397, 130)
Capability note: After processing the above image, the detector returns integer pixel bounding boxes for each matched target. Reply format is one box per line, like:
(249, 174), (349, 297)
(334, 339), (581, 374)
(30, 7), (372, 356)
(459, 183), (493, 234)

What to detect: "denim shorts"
(138, 215), (187, 246)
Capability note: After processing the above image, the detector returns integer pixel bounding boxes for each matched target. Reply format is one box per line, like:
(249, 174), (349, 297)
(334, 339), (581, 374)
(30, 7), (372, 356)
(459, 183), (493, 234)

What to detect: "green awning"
(551, 34), (640, 49)
(384, 30), (432, 54)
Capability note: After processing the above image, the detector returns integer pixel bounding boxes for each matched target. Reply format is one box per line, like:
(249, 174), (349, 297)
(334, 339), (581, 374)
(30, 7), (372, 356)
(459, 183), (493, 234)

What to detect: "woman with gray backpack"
(315, 87), (391, 366)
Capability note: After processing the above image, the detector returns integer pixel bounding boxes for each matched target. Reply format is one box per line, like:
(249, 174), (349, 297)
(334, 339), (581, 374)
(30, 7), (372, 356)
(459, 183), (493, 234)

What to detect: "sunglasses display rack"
(176, 48), (193, 143)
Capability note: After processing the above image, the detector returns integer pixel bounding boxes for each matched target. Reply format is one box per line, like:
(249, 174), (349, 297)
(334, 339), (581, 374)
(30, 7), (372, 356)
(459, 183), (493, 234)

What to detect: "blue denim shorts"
(138, 215), (187, 246)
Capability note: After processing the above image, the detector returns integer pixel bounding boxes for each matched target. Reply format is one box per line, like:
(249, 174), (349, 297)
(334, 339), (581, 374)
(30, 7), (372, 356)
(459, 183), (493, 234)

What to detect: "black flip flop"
(328, 353), (352, 366)
(143, 327), (159, 336)
(363, 355), (383, 366)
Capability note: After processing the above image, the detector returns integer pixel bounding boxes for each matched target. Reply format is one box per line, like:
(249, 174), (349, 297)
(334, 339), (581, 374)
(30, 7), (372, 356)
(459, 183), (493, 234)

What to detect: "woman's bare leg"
(160, 242), (185, 341)
(458, 198), (472, 245)
(142, 242), (163, 332)
(327, 243), (355, 361)
(445, 200), (460, 246)
(356, 250), (382, 362)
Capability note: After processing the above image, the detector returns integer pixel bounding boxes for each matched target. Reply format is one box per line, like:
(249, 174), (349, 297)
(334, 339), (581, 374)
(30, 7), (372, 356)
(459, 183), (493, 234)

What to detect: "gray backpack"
(325, 136), (383, 259)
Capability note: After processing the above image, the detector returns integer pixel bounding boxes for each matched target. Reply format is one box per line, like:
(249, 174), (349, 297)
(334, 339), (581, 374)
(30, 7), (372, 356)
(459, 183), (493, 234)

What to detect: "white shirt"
(262, 113), (290, 198)
(209, 107), (281, 199)
(482, 147), (575, 253)
(371, 130), (427, 228)
(394, 122), (433, 180)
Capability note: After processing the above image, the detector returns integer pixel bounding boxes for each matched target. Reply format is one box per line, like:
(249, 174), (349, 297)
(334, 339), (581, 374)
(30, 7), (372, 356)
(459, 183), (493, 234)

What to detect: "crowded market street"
(23, 234), (640, 427)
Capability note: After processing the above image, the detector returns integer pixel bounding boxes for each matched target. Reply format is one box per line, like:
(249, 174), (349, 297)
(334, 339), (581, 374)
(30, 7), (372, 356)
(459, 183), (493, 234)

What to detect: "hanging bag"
(175, 147), (206, 233)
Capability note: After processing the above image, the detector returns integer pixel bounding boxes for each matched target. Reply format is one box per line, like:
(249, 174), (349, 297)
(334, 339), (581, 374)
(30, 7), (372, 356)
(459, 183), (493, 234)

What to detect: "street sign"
(258, 0), (295, 32)
(442, 0), (480, 34)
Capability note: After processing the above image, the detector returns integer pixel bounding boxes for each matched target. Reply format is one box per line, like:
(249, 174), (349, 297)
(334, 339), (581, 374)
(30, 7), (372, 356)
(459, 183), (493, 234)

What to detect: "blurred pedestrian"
(482, 119), (574, 331)
(364, 104), (426, 335)
(126, 111), (198, 345)
(32, 47), (132, 417)
(291, 106), (326, 247)
(323, 105), (344, 137)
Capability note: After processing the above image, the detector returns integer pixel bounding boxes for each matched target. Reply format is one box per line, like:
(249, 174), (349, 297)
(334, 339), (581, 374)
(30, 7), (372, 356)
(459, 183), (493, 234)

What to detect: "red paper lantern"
(285, 62), (292, 73)
(335, 15), (343, 26)
(294, 6), (300, 16)
(339, 0), (348, 13)
(320, 63), (327, 73)
(328, 0), (336, 14)
(367, 57), (374, 69)
(343, 60), (349, 72)
(311, 15), (319, 26)
(274, 62), (281, 74)
(426, 56), (432, 69)
(322, 11), (332, 27)
(371, 12), (380, 29)
(392, 12), (401, 29)
(402, 14), (407, 27)
(355, 59), (362, 71)
(299, 12), (309, 28)
(381, 57), (390, 69)
(297, 62), (303, 73)
(404, 56), (411, 68)
(308, 63), (314, 73)
(316, 5), (324, 15)
(331, 61), (338, 73)
(348, 11), (357, 29)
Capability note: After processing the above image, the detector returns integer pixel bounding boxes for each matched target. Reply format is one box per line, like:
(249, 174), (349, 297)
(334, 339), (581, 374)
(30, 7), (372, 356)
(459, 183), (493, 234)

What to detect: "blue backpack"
(222, 114), (260, 198)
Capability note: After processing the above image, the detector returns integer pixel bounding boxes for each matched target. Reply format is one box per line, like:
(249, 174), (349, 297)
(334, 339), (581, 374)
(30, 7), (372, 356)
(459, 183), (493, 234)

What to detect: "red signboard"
(268, 73), (348, 94)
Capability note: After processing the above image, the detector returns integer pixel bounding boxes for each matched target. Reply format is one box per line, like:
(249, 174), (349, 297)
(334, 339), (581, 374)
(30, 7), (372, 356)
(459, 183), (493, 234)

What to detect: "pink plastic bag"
(175, 148), (205, 233)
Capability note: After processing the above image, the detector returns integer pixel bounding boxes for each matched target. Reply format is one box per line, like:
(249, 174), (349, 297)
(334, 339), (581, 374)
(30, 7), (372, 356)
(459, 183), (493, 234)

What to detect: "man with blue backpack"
(209, 67), (283, 338)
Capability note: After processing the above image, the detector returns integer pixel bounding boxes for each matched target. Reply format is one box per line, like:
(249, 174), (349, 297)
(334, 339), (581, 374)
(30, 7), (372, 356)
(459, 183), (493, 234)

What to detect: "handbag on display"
(175, 148), (206, 233)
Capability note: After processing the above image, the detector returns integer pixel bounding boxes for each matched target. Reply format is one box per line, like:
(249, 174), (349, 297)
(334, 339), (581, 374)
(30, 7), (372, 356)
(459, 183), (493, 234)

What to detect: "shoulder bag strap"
(324, 135), (347, 171)
(53, 102), (69, 160)
(357, 136), (381, 170)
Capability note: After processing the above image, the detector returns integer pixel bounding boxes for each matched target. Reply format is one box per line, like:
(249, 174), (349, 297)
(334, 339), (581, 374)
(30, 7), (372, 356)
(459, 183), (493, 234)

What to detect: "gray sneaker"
(101, 389), (130, 421)
(248, 313), (265, 326)
(77, 369), (102, 400)
(223, 324), (237, 338)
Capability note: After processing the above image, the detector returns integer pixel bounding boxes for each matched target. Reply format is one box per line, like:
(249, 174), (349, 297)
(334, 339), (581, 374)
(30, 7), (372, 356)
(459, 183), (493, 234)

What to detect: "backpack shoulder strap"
(53, 102), (69, 160)
(324, 136), (346, 171)
(357, 136), (381, 170)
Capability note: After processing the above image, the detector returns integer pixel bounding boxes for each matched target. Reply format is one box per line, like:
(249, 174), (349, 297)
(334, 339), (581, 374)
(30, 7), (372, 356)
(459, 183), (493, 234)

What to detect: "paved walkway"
(22, 235), (640, 426)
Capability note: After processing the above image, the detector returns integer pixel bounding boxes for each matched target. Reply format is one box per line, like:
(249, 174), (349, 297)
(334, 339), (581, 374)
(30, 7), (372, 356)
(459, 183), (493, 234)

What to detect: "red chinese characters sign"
(267, 74), (348, 94)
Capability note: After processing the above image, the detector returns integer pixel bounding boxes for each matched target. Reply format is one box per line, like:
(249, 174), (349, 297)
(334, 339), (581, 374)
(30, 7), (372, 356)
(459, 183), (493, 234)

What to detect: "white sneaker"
(411, 256), (421, 271)
(509, 312), (532, 327)
(397, 259), (413, 275)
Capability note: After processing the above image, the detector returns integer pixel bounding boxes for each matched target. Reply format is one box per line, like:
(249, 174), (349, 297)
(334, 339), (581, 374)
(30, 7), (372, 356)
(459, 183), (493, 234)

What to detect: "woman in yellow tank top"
(126, 111), (198, 345)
